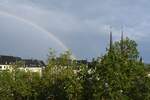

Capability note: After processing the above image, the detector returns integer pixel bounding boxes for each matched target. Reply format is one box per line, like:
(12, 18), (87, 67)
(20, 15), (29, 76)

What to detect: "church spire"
(109, 26), (113, 52)
(140, 56), (143, 63)
(121, 26), (124, 54)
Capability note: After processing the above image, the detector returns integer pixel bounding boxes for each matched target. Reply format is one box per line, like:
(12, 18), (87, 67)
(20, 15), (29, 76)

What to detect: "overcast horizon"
(0, 0), (149, 63)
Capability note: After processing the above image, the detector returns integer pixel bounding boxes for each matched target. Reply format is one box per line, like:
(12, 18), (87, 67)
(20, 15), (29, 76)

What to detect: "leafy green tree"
(93, 37), (147, 99)
(0, 61), (42, 100)
(0, 37), (149, 100)
(113, 37), (139, 60)
(41, 50), (82, 100)
(0, 70), (14, 100)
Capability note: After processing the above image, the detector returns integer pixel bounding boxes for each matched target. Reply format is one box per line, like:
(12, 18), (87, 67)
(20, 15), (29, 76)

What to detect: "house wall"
(0, 65), (12, 70)
(0, 64), (42, 75)
(19, 67), (42, 75)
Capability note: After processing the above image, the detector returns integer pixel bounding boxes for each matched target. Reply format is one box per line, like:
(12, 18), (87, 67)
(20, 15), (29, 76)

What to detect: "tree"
(93, 37), (147, 99)
(41, 50), (82, 100)
(0, 70), (14, 100)
(113, 37), (139, 60)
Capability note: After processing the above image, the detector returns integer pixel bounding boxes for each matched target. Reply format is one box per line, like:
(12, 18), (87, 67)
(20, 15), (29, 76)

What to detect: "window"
(0, 66), (2, 69)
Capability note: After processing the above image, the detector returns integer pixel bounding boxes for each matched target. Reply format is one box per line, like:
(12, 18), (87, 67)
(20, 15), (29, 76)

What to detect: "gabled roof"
(22, 59), (45, 67)
(0, 55), (45, 67)
(0, 55), (21, 64)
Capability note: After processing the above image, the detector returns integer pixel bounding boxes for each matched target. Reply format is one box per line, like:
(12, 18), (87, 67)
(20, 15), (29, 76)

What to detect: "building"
(20, 59), (45, 75)
(0, 55), (21, 70)
(0, 55), (45, 75)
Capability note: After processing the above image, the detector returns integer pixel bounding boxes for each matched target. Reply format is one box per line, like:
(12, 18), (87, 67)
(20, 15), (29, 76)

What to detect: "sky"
(0, 0), (149, 62)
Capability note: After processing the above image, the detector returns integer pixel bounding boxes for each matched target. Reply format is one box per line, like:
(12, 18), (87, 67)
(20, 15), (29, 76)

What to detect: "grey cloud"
(0, 0), (149, 62)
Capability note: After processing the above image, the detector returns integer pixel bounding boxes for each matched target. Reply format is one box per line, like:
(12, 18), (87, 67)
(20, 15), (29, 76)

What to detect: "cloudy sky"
(0, 0), (149, 62)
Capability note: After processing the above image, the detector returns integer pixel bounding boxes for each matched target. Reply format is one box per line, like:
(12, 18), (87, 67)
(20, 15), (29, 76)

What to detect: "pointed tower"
(121, 26), (124, 54)
(109, 27), (113, 52)
(140, 56), (143, 63)
(120, 30), (124, 52)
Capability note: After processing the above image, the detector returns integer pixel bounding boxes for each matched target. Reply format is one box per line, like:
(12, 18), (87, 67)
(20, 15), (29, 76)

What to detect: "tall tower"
(109, 27), (113, 52)
(140, 56), (143, 63)
(121, 28), (124, 53)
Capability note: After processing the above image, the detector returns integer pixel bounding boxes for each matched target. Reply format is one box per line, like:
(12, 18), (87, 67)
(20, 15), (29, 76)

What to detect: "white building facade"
(0, 55), (45, 75)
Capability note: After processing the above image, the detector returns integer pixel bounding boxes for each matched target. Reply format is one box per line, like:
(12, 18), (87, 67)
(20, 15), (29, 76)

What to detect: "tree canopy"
(0, 37), (150, 100)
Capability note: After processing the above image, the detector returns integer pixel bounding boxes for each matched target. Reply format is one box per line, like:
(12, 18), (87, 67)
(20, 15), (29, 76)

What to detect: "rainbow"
(0, 11), (68, 51)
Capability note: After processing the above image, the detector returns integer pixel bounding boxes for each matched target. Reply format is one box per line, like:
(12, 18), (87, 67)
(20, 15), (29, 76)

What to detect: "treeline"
(0, 37), (150, 100)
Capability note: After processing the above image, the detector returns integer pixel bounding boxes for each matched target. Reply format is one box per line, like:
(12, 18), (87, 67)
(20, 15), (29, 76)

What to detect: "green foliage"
(92, 37), (148, 100)
(0, 38), (149, 100)
(113, 37), (139, 60)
